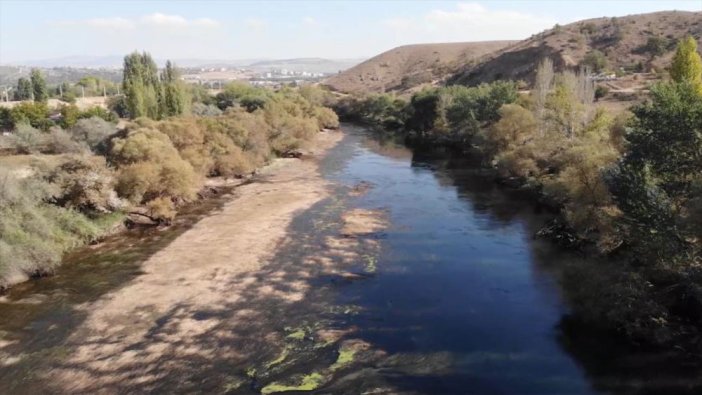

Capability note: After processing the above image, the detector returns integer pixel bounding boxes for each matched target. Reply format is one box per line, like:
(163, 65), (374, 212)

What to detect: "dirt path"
(39, 130), (384, 393)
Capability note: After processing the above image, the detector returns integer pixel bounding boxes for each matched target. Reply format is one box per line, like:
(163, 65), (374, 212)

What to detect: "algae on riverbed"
(331, 346), (356, 371)
(260, 372), (325, 394)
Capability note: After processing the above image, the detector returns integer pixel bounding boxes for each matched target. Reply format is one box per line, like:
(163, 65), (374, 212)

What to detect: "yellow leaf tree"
(670, 36), (702, 94)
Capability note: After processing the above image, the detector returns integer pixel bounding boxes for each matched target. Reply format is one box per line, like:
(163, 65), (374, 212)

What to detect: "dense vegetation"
(0, 53), (338, 290)
(338, 37), (702, 347)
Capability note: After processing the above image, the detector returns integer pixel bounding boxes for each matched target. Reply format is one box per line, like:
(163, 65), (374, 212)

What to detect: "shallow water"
(1, 124), (700, 394)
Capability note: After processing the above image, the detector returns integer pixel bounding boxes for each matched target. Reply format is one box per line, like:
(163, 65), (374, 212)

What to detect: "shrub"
(69, 116), (116, 153)
(582, 50), (608, 73)
(486, 104), (537, 154)
(313, 107), (340, 129)
(44, 155), (117, 212)
(146, 196), (176, 224)
(212, 146), (254, 178)
(10, 102), (52, 130)
(594, 85), (610, 101)
(9, 123), (46, 154)
(192, 102), (223, 117)
(107, 95), (129, 118)
(109, 127), (182, 165)
(46, 127), (87, 154)
(111, 126), (200, 204)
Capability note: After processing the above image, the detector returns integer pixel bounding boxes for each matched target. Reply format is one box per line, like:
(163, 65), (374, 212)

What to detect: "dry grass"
(323, 41), (515, 94)
(451, 11), (702, 86)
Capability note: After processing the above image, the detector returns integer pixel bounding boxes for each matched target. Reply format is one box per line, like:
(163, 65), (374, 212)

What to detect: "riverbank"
(30, 129), (341, 389)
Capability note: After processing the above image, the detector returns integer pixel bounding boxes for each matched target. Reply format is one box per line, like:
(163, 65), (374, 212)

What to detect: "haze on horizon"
(0, 0), (700, 65)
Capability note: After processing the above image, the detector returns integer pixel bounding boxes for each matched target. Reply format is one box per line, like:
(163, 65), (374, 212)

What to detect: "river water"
(1, 124), (700, 394)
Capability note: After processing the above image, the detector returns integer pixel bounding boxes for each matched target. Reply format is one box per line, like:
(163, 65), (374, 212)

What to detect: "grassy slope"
(323, 41), (515, 94)
(449, 11), (702, 86)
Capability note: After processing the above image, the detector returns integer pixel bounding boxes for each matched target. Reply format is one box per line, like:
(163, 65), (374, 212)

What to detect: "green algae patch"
(286, 329), (306, 341)
(265, 346), (290, 369)
(331, 347), (356, 371)
(246, 367), (257, 378)
(260, 372), (325, 394)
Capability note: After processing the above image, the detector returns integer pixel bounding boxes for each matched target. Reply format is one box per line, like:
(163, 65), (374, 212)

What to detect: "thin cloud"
(302, 16), (318, 27)
(244, 17), (267, 31)
(383, 2), (556, 42)
(54, 13), (221, 30)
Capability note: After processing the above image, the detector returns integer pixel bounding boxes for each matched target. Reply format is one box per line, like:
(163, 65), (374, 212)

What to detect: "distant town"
(180, 66), (330, 88)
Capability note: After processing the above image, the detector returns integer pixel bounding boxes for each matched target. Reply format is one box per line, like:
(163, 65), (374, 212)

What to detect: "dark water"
(319, 126), (594, 394)
(317, 125), (702, 394)
(1, 124), (700, 394)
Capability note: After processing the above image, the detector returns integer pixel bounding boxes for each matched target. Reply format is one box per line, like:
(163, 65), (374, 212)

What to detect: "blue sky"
(0, 0), (700, 63)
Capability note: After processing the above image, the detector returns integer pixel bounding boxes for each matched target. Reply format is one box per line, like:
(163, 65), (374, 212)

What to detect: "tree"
(607, 81), (702, 258)
(30, 69), (48, 102)
(160, 60), (188, 117)
(533, 58), (554, 133)
(14, 77), (32, 101)
(669, 36), (702, 94)
(582, 50), (607, 73)
(122, 52), (161, 119)
(9, 101), (51, 130)
(545, 72), (585, 139)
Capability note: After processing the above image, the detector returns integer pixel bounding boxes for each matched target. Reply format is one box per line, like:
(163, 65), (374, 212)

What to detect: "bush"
(212, 146), (254, 178)
(69, 116), (116, 153)
(313, 107), (340, 129)
(107, 95), (129, 118)
(46, 127), (87, 154)
(10, 102), (52, 130)
(146, 197), (176, 224)
(111, 126), (200, 204)
(582, 50), (608, 73)
(192, 102), (223, 117)
(0, 169), (119, 288)
(44, 156), (118, 212)
(8, 123), (46, 154)
(594, 85), (610, 101)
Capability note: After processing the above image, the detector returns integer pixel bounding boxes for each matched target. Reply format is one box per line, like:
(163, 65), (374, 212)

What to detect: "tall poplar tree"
(122, 52), (161, 119)
(670, 36), (702, 95)
(30, 69), (47, 102)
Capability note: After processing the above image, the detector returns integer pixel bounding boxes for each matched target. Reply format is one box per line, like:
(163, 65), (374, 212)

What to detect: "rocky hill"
(324, 11), (701, 94)
(323, 41), (515, 94)
(449, 11), (702, 86)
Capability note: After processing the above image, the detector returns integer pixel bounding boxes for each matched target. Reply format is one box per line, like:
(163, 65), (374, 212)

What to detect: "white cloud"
(382, 2), (556, 42)
(84, 17), (135, 29)
(302, 16), (318, 27)
(244, 17), (267, 31)
(54, 13), (220, 30)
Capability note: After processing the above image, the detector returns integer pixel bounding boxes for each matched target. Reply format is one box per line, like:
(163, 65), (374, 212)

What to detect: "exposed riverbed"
(1, 124), (701, 394)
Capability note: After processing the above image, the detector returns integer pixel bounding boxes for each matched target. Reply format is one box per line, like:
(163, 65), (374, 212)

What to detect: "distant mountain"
(4, 56), (365, 74)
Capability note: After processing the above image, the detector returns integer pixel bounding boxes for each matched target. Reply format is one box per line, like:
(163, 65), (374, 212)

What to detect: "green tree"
(30, 69), (48, 102)
(669, 36), (702, 95)
(608, 81), (702, 259)
(160, 60), (188, 117)
(14, 77), (32, 101)
(582, 50), (608, 73)
(10, 101), (51, 130)
(122, 52), (161, 119)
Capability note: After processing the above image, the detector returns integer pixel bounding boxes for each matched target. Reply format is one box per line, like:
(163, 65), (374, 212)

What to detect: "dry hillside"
(450, 11), (702, 86)
(323, 41), (515, 94)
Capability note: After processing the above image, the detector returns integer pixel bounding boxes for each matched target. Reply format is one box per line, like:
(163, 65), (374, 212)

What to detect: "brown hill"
(450, 11), (702, 86)
(323, 41), (515, 94)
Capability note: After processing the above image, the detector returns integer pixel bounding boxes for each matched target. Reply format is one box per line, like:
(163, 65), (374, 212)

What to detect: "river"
(0, 124), (699, 394)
